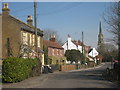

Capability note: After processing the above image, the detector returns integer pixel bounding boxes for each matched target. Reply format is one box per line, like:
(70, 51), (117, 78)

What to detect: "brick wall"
(2, 10), (43, 59)
(2, 14), (21, 59)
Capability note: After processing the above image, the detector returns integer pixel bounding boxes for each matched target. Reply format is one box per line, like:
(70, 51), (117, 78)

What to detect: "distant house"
(88, 48), (103, 65)
(43, 35), (66, 65)
(62, 35), (91, 55)
(2, 3), (44, 65)
(88, 48), (99, 58)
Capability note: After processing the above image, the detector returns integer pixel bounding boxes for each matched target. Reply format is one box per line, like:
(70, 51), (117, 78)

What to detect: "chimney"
(50, 35), (56, 42)
(68, 34), (71, 42)
(27, 16), (33, 26)
(78, 40), (81, 44)
(2, 3), (10, 16)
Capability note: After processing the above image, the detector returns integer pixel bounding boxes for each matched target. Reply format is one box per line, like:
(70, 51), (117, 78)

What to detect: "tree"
(103, 2), (120, 62)
(65, 49), (85, 64)
(43, 28), (63, 45)
(98, 43), (118, 62)
(43, 46), (48, 65)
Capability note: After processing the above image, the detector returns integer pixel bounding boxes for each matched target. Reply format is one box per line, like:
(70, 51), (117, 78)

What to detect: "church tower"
(97, 21), (104, 51)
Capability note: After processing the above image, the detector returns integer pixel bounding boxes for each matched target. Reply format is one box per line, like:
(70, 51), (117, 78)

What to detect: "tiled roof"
(72, 40), (83, 46)
(9, 15), (43, 36)
(72, 40), (91, 52)
(43, 40), (64, 49)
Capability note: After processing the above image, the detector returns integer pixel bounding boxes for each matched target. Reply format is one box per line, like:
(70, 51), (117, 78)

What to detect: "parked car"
(42, 65), (54, 74)
(113, 60), (118, 62)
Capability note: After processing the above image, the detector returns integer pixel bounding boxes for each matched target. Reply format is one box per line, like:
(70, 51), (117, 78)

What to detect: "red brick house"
(43, 35), (66, 65)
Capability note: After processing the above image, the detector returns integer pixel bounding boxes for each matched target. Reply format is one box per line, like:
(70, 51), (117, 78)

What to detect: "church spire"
(99, 21), (102, 34)
(97, 21), (104, 51)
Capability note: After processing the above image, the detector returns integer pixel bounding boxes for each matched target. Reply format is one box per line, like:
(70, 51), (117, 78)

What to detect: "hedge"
(2, 57), (39, 83)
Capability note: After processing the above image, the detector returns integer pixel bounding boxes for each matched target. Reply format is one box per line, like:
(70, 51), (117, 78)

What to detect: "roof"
(43, 40), (64, 49)
(72, 40), (83, 46)
(8, 15), (43, 36)
(88, 48), (93, 53)
(72, 40), (91, 52)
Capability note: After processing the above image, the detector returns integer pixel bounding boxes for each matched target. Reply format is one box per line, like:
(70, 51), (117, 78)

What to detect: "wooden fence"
(60, 65), (77, 71)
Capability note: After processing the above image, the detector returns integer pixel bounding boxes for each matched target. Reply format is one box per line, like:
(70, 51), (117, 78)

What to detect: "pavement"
(2, 74), (49, 88)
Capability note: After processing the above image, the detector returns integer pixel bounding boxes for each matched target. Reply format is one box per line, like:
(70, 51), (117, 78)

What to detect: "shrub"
(2, 57), (39, 83)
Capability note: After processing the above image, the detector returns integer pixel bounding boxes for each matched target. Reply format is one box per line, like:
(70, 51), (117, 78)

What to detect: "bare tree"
(103, 2), (119, 44)
(98, 43), (118, 62)
(43, 28), (63, 45)
(103, 2), (120, 62)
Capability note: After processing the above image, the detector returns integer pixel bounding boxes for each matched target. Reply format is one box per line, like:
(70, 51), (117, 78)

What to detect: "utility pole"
(34, 0), (38, 55)
(82, 31), (84, 55)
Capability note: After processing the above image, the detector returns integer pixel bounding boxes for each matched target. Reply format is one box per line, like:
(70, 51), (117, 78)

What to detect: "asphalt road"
(3, 62), (120, 88)
(35, 62), (119, 88)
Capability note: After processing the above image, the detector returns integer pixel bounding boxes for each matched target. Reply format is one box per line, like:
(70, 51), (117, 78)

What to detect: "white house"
(62, 35), (90, 54)
(88, 48), (99, 63)
(62, 35), (82, 53)
(88, 48), (99, 57)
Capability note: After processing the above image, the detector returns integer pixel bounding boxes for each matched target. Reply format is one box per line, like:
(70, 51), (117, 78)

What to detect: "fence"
(60, 65), (76, 71)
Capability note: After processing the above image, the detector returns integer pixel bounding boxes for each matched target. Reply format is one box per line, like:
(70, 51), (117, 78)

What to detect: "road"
(3, 62), (120, 88)
(35, 62), (119, 88)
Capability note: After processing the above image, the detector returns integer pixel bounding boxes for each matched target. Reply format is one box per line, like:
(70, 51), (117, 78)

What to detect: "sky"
(1, 2), (114, 48)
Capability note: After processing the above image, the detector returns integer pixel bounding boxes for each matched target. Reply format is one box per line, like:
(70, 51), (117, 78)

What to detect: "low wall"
(60, 65), (76, 71)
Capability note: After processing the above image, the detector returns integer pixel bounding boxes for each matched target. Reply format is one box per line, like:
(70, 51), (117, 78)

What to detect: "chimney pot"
(50, 35), (56, 42)
(28, 16), (32, 20)
(2, 3), (10, 16)
(4, 3), (8, 8)
(27, 16), (33, 26)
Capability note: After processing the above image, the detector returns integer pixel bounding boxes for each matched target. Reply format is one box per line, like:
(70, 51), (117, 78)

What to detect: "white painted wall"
(78, 45), (82, 53)
(62, 42), (68, 53)
(62, 36), (78, 53)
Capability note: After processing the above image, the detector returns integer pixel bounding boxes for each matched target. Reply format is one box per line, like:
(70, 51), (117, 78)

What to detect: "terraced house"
(43, 35), (66, 65)
(2, 3), (44, 65)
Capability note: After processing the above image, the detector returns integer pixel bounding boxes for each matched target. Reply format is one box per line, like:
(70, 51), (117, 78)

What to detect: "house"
(62, 35), (91, 55)
(88, 48), (99, 58)
(2, 3), (44, 65)
(87, 48), (103, 65)
(43, 35), (66, 65)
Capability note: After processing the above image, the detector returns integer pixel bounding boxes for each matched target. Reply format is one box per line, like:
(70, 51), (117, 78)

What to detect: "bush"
(102, 68), (120, 82)
(2, 57), (39, 83)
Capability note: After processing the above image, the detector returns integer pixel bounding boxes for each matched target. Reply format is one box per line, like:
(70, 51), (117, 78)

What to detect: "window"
(60, 50), (62, 56)
(30, 34), (32, 46)
(32, 35), (35, 46)
(56, 60), (59, 64)
(21, 31), (23, 43)
(57, 49), (58, 56)
(50, 59), (52, 64)
(52, 49), (54, 56)
(38, 37), (40, 47)
(23, 32), (28, 45)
